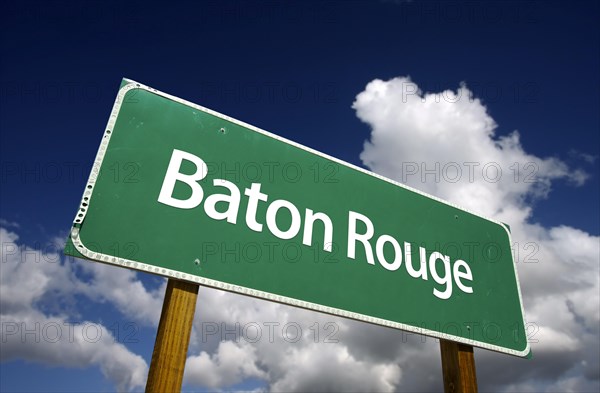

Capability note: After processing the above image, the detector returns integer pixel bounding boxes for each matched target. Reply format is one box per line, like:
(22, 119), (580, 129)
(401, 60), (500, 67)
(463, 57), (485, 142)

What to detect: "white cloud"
(0, 227), (158, 392)
(269, 343), (401, 393)
(354, 77), (587, 219)
(0, 310), (147, 392)
(184, 340), (267, 388)
(352, 76), (599, 392)
(569, 149), (598, 164)
(75, 260), (166, 326)
(183, 286), (409, 392)
(0, 218), (20, 228)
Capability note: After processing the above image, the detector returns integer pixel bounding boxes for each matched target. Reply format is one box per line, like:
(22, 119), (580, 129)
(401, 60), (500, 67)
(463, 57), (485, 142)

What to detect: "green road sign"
(65, 79), (530, 357)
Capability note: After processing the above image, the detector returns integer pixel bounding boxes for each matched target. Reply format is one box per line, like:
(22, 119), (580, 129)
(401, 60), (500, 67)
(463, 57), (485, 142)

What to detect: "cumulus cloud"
(0, 227), (161, 391)
(184, 340), (267, 388)
(183, 286), (408, 392)
(270, 343), (401, 392)
(0, 218), (20, 228)
(569, 149), (599, 165)
(1, 310), (147, 392)
(352, 76), (599, 392)
(354, 77), (588, 220)
(75, 259), (166, 326)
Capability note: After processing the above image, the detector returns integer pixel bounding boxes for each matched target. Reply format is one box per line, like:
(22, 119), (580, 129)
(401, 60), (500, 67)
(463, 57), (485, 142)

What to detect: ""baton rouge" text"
(158, 149), (474, 300)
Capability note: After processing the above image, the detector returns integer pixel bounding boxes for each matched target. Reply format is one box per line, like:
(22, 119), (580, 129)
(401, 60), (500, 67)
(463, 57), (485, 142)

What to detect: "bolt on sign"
(65, 79), (530, 357)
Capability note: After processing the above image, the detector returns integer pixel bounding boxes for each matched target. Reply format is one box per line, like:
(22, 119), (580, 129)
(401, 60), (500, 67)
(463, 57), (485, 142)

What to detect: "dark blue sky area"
(1, 0), (599, 243)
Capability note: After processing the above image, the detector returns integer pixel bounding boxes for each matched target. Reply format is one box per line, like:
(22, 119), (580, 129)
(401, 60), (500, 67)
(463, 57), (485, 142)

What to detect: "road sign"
(65, 78), (530, 357)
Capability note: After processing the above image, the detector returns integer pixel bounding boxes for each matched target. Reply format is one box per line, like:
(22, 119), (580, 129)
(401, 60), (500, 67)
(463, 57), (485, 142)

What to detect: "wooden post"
(439, 339), (478, 393)
(146, 279), (199, 393)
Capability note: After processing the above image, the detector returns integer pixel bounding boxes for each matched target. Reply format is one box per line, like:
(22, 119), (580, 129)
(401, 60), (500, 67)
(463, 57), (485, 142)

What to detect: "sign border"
(68, 78), (531, 357)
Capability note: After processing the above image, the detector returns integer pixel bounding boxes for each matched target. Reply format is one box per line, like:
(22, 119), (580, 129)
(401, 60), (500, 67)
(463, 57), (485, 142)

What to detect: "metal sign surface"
(65, 79), (530, 357)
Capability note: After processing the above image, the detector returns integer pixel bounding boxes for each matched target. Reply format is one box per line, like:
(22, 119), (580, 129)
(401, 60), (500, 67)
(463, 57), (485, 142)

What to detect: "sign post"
(145, 279), (199, 392)
(64, 78), (530, 391)
(440, 339), (478, 393)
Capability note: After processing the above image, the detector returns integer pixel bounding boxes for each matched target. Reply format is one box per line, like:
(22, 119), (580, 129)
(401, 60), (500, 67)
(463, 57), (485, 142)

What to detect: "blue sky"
(1, 1), (599, 392)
